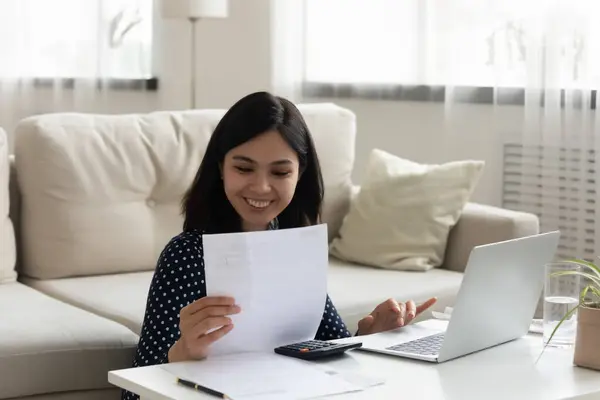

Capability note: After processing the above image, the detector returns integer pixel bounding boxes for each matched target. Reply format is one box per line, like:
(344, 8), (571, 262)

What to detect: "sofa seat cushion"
(0, 282), (138, 399)
(21, 271), (154, 336)
(327, 256), (464, 332)
(23, 263), (463, 341)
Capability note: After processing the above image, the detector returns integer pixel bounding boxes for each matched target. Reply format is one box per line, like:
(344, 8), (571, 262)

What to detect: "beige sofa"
(0, 103), (539, 400)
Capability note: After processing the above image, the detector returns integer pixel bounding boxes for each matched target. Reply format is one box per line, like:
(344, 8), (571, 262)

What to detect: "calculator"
(274, 339), (363, 360)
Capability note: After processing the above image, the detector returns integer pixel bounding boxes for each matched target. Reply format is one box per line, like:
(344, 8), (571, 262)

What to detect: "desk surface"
(109, 332), (600, 400)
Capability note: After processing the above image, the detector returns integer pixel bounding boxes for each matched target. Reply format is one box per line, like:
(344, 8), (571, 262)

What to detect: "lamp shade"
(161, 0), (229, 19)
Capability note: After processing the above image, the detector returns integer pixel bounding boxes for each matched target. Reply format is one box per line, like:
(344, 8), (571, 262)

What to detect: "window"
(0, 0), (153, 80)
(304, 0), (600, 89)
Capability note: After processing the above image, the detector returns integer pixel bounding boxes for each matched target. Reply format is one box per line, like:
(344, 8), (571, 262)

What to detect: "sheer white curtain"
(272, 0), (600, 261)
(0, 0), (153, 142)
(434, 0), (600, 261)
(270, 0), (305, 102)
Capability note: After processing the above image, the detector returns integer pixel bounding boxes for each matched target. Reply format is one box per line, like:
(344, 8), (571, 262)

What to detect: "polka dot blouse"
(122, 227), (352, 400)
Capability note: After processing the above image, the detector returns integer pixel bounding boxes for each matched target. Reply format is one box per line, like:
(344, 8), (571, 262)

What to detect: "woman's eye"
(272, 171), (291, 177)
(235, 166), (252, 173)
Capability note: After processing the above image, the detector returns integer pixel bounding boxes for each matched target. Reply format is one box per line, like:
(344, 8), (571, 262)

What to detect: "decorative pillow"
(329, 149), (484, 271)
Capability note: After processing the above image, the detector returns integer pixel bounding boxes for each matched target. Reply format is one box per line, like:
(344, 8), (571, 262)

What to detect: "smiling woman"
(181, 91), (324, 234)
(123, 91), (436, 400)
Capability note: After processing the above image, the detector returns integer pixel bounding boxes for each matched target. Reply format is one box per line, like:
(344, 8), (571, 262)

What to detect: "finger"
(181, 296), (236, 317)
(396, 301), (406, 326)
(383, 298), (401, 314)
(198, 305), (241, 319)
(405, 300), (417, 323)
(180, 305), (240, 332)
(383, 299), (403, 327)
(358, 315), (375, 334)
(197, 323), (234, 347)
(191, 316), (232, 338)
(416, 297), (438, 315)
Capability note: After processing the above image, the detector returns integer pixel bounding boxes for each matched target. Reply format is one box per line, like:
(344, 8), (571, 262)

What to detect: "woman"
(123, 91), (436, 399)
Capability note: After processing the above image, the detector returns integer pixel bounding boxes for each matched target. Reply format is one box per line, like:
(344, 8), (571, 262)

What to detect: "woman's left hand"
(357, 297), (438, 336)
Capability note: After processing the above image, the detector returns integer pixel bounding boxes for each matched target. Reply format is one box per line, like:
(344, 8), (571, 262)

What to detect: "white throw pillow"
(329, 149), (484, 271)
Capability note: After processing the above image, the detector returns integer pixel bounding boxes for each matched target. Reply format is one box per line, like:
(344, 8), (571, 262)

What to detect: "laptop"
(358, 231), (561, 363)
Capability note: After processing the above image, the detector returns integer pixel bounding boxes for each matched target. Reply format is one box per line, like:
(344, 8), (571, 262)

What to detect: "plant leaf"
(563, 258), (600, 279)
(590, 286), (600, 302)
(578, 285), (600, 307)
(580, 285), (590, 303)
(536, 301), (581, 364)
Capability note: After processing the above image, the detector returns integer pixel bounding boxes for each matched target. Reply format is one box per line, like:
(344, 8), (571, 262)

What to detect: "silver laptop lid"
(438, 231), (561, 362)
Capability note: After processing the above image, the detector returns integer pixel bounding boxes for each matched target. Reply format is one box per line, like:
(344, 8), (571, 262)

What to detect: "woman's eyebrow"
(271, 159), (293, 165)
(232, 155), (255, 163)
(232, 155), (293, 165)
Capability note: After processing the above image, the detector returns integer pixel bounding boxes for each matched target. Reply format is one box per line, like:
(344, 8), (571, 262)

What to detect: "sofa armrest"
(441, 202), (540, 273)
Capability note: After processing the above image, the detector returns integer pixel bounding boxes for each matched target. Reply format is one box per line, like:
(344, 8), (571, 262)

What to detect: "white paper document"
(162, 352), (377, 399)
(202, 224), (329, 356)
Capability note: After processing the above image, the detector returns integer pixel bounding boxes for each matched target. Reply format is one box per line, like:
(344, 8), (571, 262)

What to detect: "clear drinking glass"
(543, 263), (581, 347)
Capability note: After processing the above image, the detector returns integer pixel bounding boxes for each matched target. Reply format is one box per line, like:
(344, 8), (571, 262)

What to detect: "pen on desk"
(176, 377), (231, 399)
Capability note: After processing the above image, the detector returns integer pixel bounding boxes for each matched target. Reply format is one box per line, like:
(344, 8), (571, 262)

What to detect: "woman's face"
(222, 130), (300, 231)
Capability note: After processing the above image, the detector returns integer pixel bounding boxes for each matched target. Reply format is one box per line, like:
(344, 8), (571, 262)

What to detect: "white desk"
(109, 334), (600, 400)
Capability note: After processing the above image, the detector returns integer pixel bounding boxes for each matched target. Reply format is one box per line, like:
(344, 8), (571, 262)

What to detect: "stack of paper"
(431, 306), (454, 321)
(162, 352), (383, 399)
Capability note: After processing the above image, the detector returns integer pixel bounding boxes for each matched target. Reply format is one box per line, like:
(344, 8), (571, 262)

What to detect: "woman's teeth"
(245, 198), (271, 209)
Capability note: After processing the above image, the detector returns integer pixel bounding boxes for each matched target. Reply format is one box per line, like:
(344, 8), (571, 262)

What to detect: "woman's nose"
(250, 174), (271, 193)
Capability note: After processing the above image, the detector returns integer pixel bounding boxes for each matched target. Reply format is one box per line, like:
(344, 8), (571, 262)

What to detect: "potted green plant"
(542, 258), (600, 370)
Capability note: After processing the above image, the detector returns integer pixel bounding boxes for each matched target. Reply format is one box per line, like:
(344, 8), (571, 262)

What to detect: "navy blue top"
(122, 228), (352, 400)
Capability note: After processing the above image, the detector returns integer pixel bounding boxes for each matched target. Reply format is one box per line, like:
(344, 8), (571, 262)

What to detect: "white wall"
(303, 99), (526, 207)
(1, 0), (515, 206)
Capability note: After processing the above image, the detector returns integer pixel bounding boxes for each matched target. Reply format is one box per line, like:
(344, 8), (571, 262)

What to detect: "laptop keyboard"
(386, 332), (445, 356)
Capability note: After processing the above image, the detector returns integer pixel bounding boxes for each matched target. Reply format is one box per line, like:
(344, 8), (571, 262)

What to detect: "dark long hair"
(181, 91), (324, 234)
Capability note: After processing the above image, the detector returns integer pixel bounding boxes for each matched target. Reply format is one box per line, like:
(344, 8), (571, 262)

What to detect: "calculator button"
(300, 348), (309, 352)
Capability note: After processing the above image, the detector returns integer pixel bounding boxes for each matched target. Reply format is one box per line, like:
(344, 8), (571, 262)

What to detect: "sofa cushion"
(0, 128), (16, 283)
(327, 256), (464, 332)
(21, 271), (154, 336)
(18, 257), (461, 340)
(330, 149), (484, 271)
(0, 282), (138, 399)
(13, 104), (356, 279)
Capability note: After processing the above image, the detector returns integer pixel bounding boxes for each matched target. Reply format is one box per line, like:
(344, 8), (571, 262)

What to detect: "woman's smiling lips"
(244, 198), (273, 209)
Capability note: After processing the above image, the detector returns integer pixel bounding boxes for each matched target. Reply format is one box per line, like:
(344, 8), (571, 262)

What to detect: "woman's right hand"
(168, 296), (240, 362)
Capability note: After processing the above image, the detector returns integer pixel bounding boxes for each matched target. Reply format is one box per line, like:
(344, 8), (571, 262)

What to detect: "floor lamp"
(160, 0), (229, 109)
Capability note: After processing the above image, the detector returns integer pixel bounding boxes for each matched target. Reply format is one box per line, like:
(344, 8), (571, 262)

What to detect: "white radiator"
(502, 143), (597, 316)
(502, 143), (597, 262)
